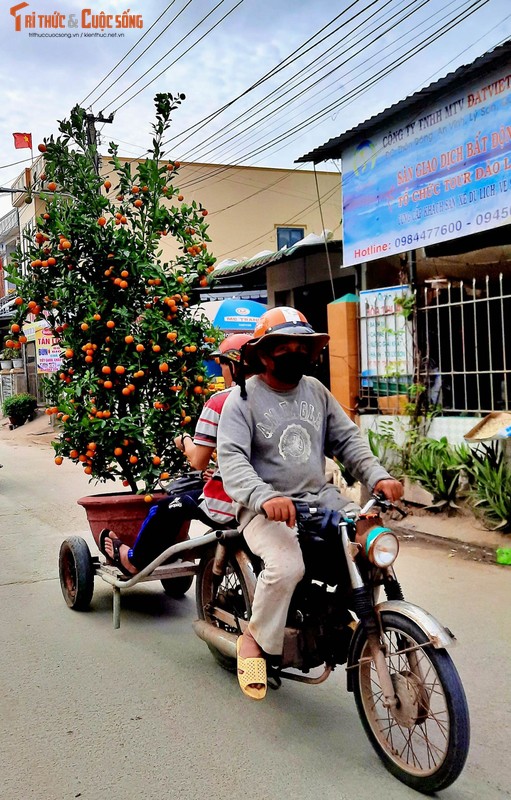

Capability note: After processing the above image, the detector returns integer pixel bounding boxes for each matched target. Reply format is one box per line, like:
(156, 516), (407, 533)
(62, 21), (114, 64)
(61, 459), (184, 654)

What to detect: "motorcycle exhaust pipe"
(192, 619), (237, 660)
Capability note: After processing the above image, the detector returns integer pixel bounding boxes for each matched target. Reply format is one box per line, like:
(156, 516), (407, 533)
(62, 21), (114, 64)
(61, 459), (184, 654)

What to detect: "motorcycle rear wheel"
(196, 545), (254, 672)
(352, 611), (470, 793)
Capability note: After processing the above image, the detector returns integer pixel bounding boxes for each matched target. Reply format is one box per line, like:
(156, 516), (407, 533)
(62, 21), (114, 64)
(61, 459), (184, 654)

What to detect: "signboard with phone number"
(342, 60), (511, 266)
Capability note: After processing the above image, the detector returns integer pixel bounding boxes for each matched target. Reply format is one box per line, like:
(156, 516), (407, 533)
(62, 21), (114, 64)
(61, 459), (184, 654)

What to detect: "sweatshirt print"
(217, 375), (391, 525)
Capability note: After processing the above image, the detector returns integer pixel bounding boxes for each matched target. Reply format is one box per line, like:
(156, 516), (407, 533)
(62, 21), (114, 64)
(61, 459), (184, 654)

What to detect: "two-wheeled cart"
(58, 528), (234, 628)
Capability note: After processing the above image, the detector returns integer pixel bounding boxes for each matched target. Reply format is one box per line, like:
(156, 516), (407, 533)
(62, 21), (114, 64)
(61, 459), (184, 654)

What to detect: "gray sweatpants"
(243, 515), (305, 656)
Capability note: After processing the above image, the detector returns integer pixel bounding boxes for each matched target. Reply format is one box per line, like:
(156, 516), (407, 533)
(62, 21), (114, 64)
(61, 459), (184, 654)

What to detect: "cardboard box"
(377, 394), (408, 415)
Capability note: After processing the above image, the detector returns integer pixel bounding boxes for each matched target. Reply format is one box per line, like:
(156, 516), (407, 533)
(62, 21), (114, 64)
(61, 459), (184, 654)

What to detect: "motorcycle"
(192, 495), (470, 793)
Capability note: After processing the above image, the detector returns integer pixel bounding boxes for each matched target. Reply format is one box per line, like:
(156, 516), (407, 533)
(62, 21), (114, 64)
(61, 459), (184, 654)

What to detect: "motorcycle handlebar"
(294, 494), (407, 522)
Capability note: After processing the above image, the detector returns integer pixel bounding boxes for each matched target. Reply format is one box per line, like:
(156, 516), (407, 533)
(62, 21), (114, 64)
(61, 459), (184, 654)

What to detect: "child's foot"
(99, 529), (138, 575)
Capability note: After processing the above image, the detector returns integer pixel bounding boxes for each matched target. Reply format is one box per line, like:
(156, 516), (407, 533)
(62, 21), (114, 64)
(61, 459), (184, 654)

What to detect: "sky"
(1, 0), (511, 218)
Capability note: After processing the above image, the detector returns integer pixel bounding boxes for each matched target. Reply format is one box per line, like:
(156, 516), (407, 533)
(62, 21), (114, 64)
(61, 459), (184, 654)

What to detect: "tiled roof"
(211, 239), (342, 282)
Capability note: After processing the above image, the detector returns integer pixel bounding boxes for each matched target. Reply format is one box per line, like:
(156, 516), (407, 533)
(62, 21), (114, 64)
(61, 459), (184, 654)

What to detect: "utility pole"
(85, 111), (114, 175)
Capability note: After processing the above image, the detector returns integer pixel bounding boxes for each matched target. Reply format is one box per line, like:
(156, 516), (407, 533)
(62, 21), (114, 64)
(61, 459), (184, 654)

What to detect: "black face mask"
(272, 352), (309, 384)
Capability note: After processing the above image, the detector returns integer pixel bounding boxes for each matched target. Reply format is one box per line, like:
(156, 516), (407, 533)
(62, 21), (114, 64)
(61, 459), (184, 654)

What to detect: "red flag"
(13, 132), (32, 149)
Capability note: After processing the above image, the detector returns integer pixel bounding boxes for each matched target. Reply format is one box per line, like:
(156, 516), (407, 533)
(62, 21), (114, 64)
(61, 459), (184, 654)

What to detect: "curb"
(394, 524), (500, 564)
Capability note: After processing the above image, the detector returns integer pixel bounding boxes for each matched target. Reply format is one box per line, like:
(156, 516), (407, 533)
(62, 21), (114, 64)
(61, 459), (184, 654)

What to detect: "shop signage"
(342, 60), (511, 265)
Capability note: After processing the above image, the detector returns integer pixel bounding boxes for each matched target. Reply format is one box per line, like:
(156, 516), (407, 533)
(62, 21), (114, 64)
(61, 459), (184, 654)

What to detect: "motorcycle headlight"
(364, 527), (399, 567)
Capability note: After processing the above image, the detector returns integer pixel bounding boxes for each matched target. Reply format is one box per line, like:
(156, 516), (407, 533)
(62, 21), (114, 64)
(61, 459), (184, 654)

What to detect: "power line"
(90, 0), (495, 188)
(214, 180), (342, 260)
(98, 0), (378, 166)
(80, 0), (181, 107)
(0, 156), (32, 172)
(173, 0), (474, 191)
(177, 0), (490, 190)
(107, 0), (245, 114)
(178, 0), (431, 165)
(163, 0), (385, 152)
(74, 0), (494, 214)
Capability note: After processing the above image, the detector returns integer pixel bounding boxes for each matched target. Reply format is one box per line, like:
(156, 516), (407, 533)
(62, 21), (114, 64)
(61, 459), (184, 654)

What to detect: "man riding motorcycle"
(217, 306), (403, 700)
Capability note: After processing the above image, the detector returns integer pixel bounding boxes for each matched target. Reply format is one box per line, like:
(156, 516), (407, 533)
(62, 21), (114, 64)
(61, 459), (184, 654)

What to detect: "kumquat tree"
(5, 93), (219, 494)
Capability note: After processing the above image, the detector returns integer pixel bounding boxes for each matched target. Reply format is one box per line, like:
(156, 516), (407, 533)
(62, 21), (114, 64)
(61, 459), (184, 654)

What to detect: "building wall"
(11, 157), (340, 269)
(103, 160), (341, 264)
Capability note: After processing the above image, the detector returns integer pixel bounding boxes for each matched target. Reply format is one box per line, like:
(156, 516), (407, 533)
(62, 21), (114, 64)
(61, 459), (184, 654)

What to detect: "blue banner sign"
(213, 298), (266, 331)
(342, 60), (511, 266)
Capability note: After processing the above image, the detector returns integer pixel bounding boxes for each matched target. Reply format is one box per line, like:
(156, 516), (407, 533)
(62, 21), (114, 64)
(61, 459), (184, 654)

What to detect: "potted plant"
(5, 92), (219, 545)
(2, 392), (37, 428)
(1, 347), (16, 370)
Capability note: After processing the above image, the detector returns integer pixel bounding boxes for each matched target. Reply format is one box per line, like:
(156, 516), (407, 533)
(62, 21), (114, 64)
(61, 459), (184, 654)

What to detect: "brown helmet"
(243, 306), (329, 368)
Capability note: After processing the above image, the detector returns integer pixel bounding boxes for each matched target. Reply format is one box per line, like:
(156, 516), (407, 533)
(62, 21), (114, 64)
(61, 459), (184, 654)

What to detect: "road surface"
(0, 433), (510, 800)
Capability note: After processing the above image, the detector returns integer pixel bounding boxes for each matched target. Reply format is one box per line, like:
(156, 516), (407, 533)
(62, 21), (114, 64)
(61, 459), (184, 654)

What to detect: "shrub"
(403, 436), (472, 510)
(366, 420), (403, 475)
(2, 393), (37, 422)
(5, 93), (219, 493)
(464, 442), (511, 531)
(1, 348), (18, 360)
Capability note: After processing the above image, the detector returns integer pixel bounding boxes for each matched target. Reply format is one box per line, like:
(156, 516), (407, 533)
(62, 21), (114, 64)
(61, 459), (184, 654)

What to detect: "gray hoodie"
(217, 375), (391, 526)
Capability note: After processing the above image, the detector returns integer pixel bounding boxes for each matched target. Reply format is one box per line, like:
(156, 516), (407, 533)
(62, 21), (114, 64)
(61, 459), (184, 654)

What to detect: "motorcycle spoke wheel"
(353, 611), (470, 793)
(195, 546), (254, 671)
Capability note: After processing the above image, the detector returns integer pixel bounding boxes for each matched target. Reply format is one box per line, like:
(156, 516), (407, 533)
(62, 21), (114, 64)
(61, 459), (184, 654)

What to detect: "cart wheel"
(161, 576), (194, 598)
(59, 537), (94, 610)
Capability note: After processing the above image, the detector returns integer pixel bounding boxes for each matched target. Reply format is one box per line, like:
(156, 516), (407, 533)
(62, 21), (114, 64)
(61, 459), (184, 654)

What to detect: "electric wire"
(0, 157), (32, 172)
(100, 0), (397, 166)
(313, 164), (336, 301)
(95, 0), (489, 206)
(177, 7), (507, 259)
(177, 0), (434, 165)
(204, 1), (497, 256)
(107, 0), (245, 115)
(215, 179), (342, 260)
(94, 0), (494, 180)
(176, 0), (487, 191)
(162, 0), (390, 152)
(80, 0), (181, 107)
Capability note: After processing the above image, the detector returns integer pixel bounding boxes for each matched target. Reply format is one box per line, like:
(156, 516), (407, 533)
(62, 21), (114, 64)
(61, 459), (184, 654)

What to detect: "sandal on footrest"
(98, 529), (134, 577)
(236, 635), (267, 700)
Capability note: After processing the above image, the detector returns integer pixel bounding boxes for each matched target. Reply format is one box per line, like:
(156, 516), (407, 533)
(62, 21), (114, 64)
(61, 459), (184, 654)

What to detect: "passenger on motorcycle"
(216, 307), (403, 700)
(100, 333), (252, 575)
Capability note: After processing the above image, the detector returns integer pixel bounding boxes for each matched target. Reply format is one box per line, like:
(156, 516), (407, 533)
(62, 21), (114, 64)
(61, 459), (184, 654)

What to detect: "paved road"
(1, 435), (510, 800)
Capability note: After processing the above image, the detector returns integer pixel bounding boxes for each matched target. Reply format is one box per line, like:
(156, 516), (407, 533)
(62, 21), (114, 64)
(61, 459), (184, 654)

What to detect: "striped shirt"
(194, 388), (235, 524)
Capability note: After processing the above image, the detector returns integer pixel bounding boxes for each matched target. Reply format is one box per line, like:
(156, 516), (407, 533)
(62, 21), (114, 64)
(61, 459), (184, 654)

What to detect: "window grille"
(358, 273), (511, 415)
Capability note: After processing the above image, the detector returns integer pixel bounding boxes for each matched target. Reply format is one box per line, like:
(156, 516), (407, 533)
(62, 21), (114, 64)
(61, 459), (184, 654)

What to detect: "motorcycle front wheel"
(352, 611), (470, 793)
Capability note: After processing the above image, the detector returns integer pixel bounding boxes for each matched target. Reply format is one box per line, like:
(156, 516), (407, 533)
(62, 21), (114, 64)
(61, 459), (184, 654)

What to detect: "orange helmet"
(210, 332), (252, 364)
(243, 306), (329, 365)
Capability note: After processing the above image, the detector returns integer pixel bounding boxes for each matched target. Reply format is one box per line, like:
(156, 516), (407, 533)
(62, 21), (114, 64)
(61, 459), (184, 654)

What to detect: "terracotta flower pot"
(77, 491), (168, 548)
